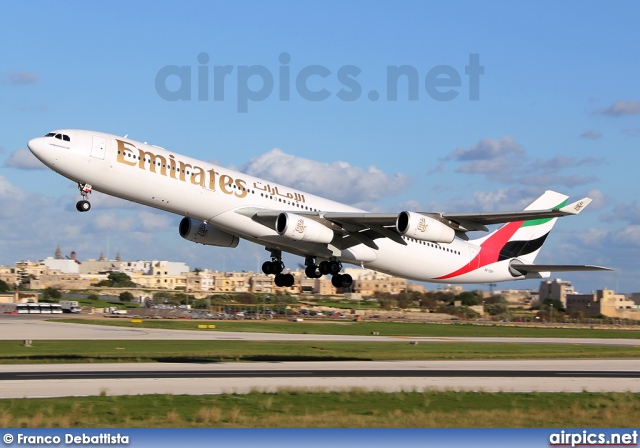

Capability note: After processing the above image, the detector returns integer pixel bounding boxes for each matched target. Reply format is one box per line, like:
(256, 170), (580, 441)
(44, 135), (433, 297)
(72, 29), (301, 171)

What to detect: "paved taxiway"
(1, 317), (639, 397)
(3, 317), (640, 346)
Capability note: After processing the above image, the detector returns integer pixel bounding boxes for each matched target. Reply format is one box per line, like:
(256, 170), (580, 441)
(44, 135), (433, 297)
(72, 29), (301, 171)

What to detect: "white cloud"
(447, 136), (599, 189)
(449, 136), (524, 161)
(5, 148), (47, 170)
(399, 186), (545, 214)
(583, 189), (608, 210)
(4, 71), (39, 85)
(572, 227), (609, 247)
(580, 129), (603, 140)
(599, 100), (640, 116)
(601, 200), (640, 225)
(241, 148), (410, 205)
(137, 210), (173, 232)
(622, 127), (640, 138)
(612, 225), (640, 245)
(91, 212), (137, 232)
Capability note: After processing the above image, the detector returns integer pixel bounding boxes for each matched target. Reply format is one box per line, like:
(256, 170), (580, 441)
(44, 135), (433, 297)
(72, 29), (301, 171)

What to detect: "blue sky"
(1, 1), (639, 293)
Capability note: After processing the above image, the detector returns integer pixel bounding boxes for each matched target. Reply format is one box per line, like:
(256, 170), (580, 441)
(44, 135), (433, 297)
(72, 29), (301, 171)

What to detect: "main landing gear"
(307, 257), (353, 288)
(262, 250), (294, 287)
(260, 254), (353, 289)
(76, 183), (92, 212)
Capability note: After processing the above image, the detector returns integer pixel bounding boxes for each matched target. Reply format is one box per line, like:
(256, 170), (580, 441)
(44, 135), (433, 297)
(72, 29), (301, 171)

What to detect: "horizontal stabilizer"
(511, 264), (613, 273)
(558, 198), (592, 215)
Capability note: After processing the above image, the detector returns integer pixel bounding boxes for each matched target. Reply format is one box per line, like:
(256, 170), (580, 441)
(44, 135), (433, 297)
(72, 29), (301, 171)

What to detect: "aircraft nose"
(27, 137), (45, 156)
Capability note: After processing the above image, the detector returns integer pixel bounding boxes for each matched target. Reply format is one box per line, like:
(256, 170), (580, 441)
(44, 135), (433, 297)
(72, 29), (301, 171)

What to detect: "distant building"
(539, 278), (576, 307)
(494, 289), (534, 305)
(343, 268), (407, 296)
(566, 289), (639, 320)
(43, 257), (80, 274)
(0, 265), (16, 286)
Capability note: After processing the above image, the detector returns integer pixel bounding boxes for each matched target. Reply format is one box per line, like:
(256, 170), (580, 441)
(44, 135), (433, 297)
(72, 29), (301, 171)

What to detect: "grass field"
(1, 390), (639, 427)
(2, 339), (639, 364)
(57, 318), (640, 338)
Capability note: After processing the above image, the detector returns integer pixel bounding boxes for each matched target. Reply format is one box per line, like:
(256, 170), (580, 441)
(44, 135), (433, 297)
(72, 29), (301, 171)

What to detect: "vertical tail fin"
(470, 190), (569, 264)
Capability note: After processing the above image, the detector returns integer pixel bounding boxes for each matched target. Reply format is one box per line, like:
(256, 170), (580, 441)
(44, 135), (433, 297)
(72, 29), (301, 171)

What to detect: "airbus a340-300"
(27, 130), (611, 288)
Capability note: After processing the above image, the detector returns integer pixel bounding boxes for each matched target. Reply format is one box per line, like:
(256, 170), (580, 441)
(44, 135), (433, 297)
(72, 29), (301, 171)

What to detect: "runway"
(1, 359), (640, 398)
(1, 318), (640, 397)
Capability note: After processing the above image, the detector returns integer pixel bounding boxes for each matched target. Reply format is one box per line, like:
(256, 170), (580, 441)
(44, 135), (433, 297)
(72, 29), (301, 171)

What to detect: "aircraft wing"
(324, 198), (592, 233)
(236, 196), (593, 246)
(509, 264), (613, 273)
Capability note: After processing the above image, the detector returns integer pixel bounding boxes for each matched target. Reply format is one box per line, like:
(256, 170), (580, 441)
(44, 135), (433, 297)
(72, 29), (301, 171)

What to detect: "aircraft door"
(468, 245), (480, 269)
(90, 135), (106, 159)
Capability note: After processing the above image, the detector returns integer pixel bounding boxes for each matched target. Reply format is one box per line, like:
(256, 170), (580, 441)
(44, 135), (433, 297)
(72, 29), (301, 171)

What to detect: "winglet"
(558, 197), (592, 215)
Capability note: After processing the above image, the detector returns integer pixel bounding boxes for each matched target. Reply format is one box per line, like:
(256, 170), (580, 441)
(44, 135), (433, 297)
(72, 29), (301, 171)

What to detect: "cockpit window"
(45, 132), (71, 142)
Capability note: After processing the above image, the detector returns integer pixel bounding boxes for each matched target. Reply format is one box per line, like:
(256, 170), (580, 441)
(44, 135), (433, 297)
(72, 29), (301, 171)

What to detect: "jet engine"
(276, 212), (334, 244)
(179, 217), (239, 247)
(396, 211), (455, 243)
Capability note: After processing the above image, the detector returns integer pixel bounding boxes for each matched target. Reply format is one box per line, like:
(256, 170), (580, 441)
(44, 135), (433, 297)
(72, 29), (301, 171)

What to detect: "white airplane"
(27, 130), (611, 288)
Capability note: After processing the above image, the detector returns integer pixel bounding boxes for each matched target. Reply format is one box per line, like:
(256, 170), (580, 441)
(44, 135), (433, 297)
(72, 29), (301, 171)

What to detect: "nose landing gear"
(76, 183), (92, 212)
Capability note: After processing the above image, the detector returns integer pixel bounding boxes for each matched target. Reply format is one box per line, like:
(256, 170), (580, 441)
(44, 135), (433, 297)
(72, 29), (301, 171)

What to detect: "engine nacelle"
(276, 212), (334, 244)
(179, 217), (239, 247)
(396, 211), (455, 243)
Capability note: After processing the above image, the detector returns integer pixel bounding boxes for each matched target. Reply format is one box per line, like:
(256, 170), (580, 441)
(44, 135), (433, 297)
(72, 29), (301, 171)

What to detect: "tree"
(542, 298), (566, 313)
(455, 291), (480, 306)
(43, 287), (62, 300)
(235, 292), (257, 304)
(0, 279), (10, 292)
(485, 302), (510, 316)
(396, 292), (415, 309)
(94, 272), (137, 288)
(119, 291), (135, 302)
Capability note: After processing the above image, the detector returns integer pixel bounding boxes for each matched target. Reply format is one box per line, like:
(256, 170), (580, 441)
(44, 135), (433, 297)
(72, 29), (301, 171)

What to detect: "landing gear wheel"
(331, 273), (353, 289)
(327, 260), (341, 275)
(76, 200), (91, 212)
(271, 261), (284, 274)
(305, 265), (322, 279)
(262, 261), (274, 275)
(339, 273), (353, 288)
(319, 261), (330, 276)
(275, 273), (294, 287)
(262, 260), (284, 275)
